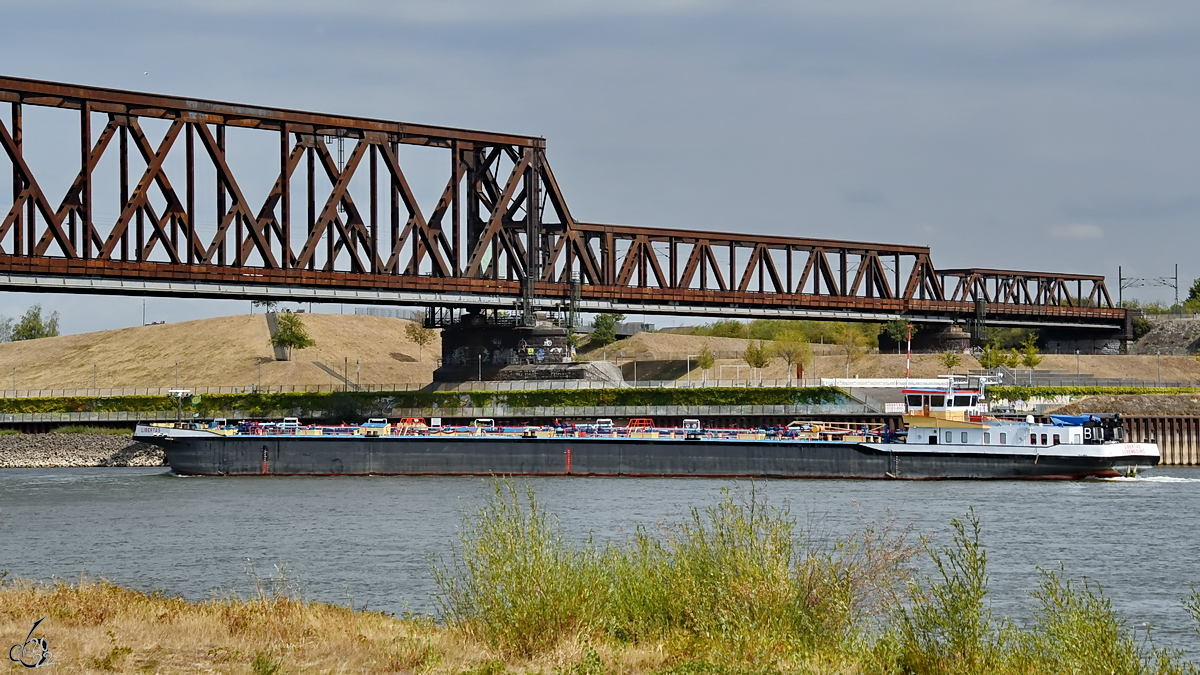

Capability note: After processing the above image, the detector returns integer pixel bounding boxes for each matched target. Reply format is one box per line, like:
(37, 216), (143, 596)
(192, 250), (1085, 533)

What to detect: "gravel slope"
(0, 435), (165, 468)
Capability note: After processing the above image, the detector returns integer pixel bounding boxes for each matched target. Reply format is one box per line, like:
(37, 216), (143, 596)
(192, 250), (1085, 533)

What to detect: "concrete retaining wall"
(0, 434), (165, 468)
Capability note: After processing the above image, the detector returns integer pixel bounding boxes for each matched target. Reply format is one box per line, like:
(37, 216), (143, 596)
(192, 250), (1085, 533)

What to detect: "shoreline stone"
(0, 434), (165, 468)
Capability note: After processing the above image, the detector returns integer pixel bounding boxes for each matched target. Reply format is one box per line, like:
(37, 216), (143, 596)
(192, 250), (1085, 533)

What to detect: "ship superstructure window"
(1053, 434), (1061, 445)
(931, 395), (945, 407)
(984, 432), (991, 444)
(954, 395), (972, 407)
(999, 432), (1007, 444)
(945, 431), (953, 443)
(961, 432), (969, 443)
(1030, 435), (1036, 445)
(1040, 434), (1048, 445)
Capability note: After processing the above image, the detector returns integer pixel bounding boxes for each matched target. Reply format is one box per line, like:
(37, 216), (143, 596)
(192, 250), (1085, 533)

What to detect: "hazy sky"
(1, 0), (1198, 332)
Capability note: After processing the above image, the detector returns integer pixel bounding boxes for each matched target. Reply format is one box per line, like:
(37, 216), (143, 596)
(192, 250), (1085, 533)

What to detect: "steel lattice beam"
(0, 76), (1124, 329)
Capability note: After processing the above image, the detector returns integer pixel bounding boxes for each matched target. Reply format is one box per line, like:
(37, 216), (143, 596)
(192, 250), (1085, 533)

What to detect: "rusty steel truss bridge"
(0, 76), (1123, 330)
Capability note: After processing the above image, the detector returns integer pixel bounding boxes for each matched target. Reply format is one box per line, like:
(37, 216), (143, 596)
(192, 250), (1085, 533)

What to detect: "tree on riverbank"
(590, 313), (624, 347)
(1019, 334), (1043, 370)
(9, 304), (59, 341)
(938, 350), (962, 371)
(404, 313), (437, 361)
(696, 345), (715, 382)
(743, 340), (772, 372)
(269, 312), (315, 361)
(773, 330), (812, 384)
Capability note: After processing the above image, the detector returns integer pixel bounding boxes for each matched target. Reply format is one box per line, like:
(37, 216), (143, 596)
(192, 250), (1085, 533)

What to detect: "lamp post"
(1157, 351), (1161, 386)
(687, 354), (702, 386)
(477, 354), (482, 381)
(93, 363), (97, 390)
(1075, 349), (1080, 386)
(905, 324), (912, 380)
(168, 389), (191, 425)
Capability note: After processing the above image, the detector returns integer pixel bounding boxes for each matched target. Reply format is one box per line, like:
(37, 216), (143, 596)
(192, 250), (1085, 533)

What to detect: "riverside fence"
(0, 379), (842, 398)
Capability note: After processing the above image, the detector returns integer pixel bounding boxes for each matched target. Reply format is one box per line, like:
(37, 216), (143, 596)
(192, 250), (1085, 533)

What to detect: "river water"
(2, 467), (1199, 656)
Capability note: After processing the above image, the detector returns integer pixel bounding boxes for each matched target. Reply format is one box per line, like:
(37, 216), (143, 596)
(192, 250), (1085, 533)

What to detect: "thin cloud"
(1062, 195), (1200, 221)
(846, 189), (885, 205)
(64, 0), (729, 22)
(1049, 223), (1105, 241)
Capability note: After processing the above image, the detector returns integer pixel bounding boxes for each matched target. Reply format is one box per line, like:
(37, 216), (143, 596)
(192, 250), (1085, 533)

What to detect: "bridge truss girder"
(0, 76), (1123, 329)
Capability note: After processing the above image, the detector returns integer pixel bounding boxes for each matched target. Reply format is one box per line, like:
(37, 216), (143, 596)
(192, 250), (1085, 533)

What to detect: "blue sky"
(1, 0), (1198, 331)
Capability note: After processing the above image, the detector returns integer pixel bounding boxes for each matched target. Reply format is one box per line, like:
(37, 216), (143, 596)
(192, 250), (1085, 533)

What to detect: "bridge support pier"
(1038, 328), (1125, 355)
(432, 314), (620, 384)
(878, 324), (972, 353)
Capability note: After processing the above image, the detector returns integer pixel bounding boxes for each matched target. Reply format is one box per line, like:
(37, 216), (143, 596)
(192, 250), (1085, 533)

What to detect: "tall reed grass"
(434, 480), (919, 664)
(869, 510), (1198, 675)
(436, 481), (1200, 674)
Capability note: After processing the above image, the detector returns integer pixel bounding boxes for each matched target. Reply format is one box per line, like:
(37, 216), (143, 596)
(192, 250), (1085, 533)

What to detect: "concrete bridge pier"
(432, 313), (621, 384)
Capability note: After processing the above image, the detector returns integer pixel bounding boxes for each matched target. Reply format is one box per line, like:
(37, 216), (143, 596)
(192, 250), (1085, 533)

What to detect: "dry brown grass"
(593, 332), (1200, 382)
(0, 576), (682, 674)
(8, 313), (1198, 392)
(0, 314), (439, 391)
(0, 575), (493, 674)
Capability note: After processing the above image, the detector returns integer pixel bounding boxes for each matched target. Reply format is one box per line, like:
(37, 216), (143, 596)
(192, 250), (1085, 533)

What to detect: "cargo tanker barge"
(134, 389), (1159, 480)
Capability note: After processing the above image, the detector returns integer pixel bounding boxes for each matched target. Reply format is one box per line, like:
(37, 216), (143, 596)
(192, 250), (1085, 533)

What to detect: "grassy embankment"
(3, 483), (1199, 674)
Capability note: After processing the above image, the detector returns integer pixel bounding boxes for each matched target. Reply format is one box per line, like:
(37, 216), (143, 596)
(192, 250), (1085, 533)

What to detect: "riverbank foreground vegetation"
(3, 484), (1199, 674)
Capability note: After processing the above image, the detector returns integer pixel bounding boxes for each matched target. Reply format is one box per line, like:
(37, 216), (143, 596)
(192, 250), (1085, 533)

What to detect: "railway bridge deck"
(0, 76), (1122, 331)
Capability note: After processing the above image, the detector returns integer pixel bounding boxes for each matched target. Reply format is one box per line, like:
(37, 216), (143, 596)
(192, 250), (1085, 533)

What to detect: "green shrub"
(250, 649), (283, 675)
(434, 481), (917, 665)
(50, 425), (132, 435)
(868, 512), (1194, 675)
(1025, 567), (1158, 674)
(602, 487), (890, 662)
(1132, 316), (1154, 341)
(438, 495), (1200, 675)
(889, 510), (999, 674)
(1186, 585), (1200, 635)
(433, 481), (606, 658)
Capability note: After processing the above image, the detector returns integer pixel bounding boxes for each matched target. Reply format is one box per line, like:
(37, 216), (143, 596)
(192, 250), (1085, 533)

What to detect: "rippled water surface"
(3, 467), (1199, 654)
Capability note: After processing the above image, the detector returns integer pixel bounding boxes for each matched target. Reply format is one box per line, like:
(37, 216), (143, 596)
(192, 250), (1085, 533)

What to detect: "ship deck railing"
(223, 421), (891, 444)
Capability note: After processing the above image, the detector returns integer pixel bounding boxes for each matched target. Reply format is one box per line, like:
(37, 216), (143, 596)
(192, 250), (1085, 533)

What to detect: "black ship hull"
(139, 432), (1158, 480)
